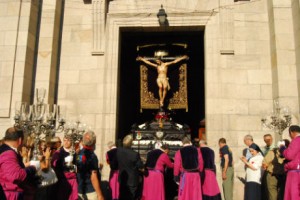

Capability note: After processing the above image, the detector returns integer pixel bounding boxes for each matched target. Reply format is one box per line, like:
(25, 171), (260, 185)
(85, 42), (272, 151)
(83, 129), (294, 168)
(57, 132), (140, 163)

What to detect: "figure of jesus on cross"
(136, 54), (188, 107)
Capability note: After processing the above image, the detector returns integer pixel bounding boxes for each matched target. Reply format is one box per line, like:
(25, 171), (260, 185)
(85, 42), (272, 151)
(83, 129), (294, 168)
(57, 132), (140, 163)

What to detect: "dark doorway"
(117, 27), (205, 140)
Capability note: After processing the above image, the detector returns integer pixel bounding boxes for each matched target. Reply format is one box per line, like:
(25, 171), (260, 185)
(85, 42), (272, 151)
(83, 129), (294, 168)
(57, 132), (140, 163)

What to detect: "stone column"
(268, 0), (300, 139)
(0, 0), (32, 131)
(292, 0), (300, 110)
(35, 0), (64, 104)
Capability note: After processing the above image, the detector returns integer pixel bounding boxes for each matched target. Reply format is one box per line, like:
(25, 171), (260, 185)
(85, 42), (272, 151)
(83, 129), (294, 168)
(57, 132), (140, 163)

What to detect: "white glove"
(277, 140), (285, 147)
(30, 160), (40, 171)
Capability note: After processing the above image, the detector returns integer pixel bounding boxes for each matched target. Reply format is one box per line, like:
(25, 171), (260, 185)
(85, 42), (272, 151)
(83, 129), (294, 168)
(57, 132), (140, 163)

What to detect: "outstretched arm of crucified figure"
(136, 56), (157, 68)
(165, 55), (189, 66)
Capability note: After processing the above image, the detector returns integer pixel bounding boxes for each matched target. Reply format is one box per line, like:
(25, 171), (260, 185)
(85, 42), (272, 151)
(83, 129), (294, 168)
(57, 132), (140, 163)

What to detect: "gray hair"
(182, 136), (191, 145)
(107, 141), (116, 149)
(244, 134), (253, 141)
(123, 134), (133, 148)
(199, 140), (207, 145)
(82, 131), (96, 147)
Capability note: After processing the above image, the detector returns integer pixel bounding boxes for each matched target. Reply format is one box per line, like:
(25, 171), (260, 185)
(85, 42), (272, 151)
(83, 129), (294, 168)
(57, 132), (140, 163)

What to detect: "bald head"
(4, 127), (24, 141)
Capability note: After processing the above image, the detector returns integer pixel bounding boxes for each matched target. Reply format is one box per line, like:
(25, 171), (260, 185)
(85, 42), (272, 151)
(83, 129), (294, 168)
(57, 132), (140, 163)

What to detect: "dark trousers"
(261, 171), (268, 200)
(119, 184), (138, 200)
(0, 184), (6, 200)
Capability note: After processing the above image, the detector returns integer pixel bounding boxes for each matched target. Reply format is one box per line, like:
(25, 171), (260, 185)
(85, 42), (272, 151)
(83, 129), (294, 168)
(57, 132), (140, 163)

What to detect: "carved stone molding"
(219, 0), (234, 55)
(92, 0), (106, 55)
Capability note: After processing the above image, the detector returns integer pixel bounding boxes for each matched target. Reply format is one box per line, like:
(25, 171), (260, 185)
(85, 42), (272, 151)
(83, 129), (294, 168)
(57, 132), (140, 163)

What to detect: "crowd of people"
(0, 124), (300, 200)
(220, 125), (300, 200)
(0, 127), (104, 200)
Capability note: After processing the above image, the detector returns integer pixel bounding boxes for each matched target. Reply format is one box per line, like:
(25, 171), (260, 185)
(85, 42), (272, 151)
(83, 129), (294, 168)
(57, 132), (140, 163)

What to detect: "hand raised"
(43, 147), (51, 159)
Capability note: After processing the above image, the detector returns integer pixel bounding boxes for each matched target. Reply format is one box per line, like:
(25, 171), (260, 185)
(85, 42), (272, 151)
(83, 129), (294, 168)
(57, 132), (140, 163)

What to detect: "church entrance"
(116, 27), (205, 142)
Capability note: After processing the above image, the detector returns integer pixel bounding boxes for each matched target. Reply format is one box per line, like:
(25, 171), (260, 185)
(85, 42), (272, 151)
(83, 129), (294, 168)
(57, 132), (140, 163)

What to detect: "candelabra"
(63, 116), (86, 144)
(14, 88), (66, 161)
(62, 117), (87, 171)
(261, 99), (292, 135)
(14, 88), (89, 177)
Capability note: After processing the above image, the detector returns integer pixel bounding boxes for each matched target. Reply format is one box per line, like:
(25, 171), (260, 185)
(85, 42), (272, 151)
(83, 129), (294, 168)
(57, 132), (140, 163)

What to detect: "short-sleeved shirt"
(246, 154), (264, 183)
(220, 145), (233, 168)
(77, 147), (99, 194)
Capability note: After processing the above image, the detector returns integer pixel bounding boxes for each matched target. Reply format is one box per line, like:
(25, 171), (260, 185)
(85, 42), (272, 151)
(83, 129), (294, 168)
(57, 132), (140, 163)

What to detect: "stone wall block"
(246, 40), (269, 55)
(220, 69), (248, 84)
(57, 85), (67, 99)
(67, 84), (98, 99)
(234, 41), (246, 55)
(206, 99), (223, 114)
(4, 31), (17, 45)
(222, 84), (261, 99)
(277, 50), (296, 65)
(249, 99), (273, 115)
(0, 93), (10, 109)
(222, 99), (249, 114)
(260, 85), (273, 99)
(206, 83), (222, 98)
(276, 34), (295, 49)
(275, 20), (294, 34)
(80, 69), (102, 83)
(277, 65), (297, 81)
(206, 69), (220, 83)
(229, 115), (261, 131)
(278, 81), (298, 97)
(248, 69), (272, 84)
(229, 55), (261, 69)
(59, 70), (80, 84)
(206, 114), (229, 131)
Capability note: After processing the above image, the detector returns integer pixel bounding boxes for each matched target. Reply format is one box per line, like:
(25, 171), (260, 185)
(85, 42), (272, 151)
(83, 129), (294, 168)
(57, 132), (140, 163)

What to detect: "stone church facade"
(0, 0), (300, 199)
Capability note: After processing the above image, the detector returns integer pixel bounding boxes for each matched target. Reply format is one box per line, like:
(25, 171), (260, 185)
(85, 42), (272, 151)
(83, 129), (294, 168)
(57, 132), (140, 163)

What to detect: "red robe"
(0, 144), (36, 200)
(282, 136), (300, 200)
(174, 145), (204, 200)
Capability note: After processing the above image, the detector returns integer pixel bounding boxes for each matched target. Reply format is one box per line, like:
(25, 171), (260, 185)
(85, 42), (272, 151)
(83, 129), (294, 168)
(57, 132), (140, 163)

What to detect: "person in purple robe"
(279, 125), (300, 200)
(199, 140), (222, 200)
(174, 137), (204, 200)
(106, 141), (119, 200)
(51, 136), (78, 200)
(0, 127), (38, 200)
(142, 144), (174, 200)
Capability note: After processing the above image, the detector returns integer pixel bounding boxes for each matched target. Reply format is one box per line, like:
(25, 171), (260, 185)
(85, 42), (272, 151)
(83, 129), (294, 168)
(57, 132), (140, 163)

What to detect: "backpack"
(271, 148), (285, 175)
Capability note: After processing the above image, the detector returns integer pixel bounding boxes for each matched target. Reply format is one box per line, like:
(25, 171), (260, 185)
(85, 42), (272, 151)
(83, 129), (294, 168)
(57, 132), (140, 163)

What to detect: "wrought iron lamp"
(261, 99), (292, 136)
(157, 5), (168, 26)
